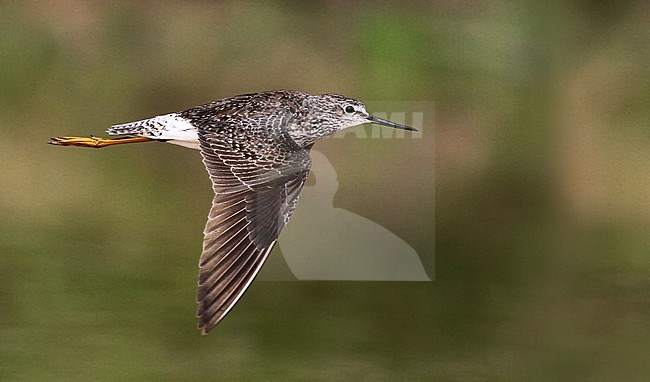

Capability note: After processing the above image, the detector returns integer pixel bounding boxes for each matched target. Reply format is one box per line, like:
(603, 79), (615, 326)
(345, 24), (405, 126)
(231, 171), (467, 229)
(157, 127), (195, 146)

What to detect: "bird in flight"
(50, 90), (417, 334)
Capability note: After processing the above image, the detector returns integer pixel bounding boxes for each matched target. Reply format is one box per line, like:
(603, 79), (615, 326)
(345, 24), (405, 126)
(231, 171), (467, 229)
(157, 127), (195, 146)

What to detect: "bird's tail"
(106, 116), (165, 136)
(106, 113), (199, 150)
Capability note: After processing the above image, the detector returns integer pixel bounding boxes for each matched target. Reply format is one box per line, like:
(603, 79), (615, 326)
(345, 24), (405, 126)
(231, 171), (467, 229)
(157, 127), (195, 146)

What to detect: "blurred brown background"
(1, 1), (648, 380)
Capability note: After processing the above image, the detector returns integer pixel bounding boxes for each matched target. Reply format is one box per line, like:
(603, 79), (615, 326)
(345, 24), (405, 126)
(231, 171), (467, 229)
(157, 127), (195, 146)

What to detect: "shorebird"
(49, 90), (417, 334)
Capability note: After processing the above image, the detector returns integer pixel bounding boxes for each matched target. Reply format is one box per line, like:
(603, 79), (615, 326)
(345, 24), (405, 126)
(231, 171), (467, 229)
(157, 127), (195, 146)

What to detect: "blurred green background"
(1, 1), (648, 380)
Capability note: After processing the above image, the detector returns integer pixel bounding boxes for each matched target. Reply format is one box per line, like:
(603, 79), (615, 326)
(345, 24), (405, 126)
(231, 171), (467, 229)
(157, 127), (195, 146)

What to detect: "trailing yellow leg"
(48, 135), (153, 148)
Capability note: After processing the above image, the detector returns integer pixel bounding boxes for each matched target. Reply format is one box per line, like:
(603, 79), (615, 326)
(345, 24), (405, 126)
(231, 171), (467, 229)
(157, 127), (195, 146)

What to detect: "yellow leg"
(48, 135), (153, 148)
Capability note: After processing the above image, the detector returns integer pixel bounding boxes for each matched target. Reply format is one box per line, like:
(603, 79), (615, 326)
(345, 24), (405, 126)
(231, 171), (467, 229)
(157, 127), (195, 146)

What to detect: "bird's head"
(287, 93), (418, 147)
(313, 93), (418, 133)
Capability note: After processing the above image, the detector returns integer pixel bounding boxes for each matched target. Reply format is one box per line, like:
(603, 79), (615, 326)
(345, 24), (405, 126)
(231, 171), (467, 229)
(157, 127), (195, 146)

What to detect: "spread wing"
(196, 122), (311, 334)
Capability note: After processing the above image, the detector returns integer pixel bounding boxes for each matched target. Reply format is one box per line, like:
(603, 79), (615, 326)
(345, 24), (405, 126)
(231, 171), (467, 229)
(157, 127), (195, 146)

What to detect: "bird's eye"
(344, 105), (355, 113)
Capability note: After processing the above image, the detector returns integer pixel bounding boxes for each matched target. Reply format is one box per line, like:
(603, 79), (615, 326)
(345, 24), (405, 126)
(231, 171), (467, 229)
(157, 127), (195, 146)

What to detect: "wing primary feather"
(194, 104), (312, 334)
